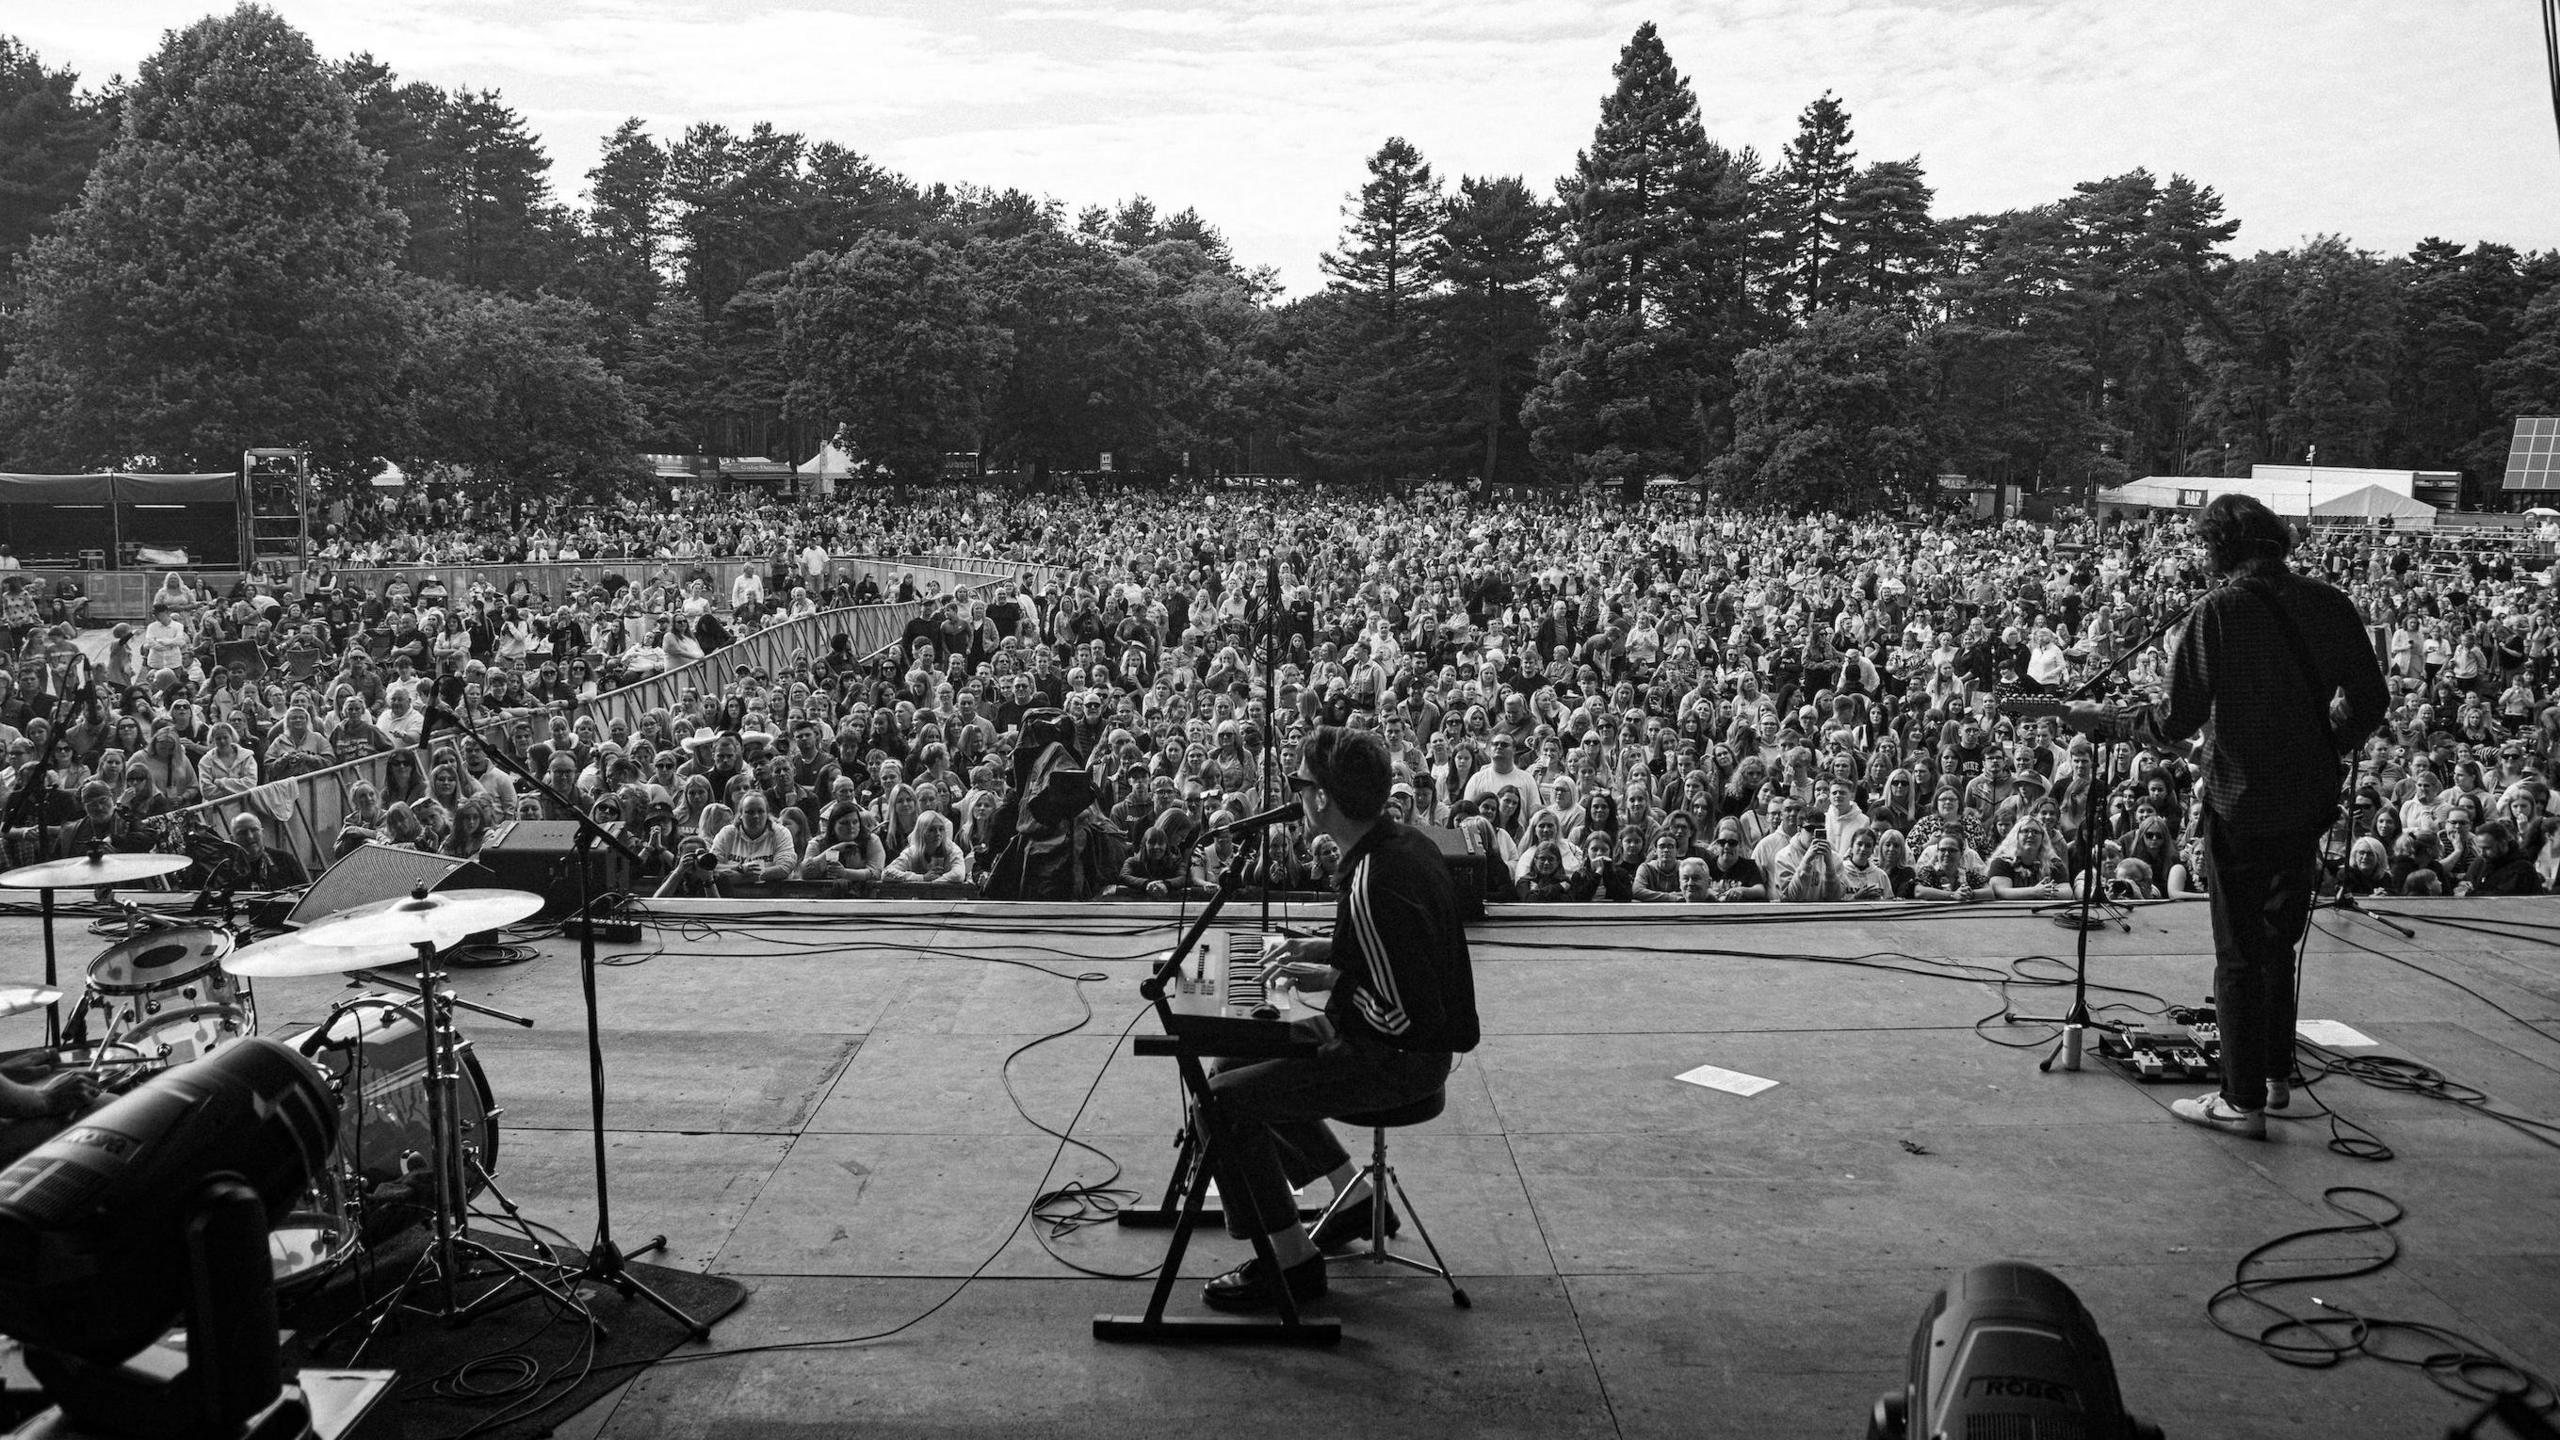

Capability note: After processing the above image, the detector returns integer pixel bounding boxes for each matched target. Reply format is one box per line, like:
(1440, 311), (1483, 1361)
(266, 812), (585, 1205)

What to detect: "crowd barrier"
(875, 554), (1058, 592)
(318, 558), (761, 603)
(160, 562), (1013, 874)
(24, 553), (1032, 623)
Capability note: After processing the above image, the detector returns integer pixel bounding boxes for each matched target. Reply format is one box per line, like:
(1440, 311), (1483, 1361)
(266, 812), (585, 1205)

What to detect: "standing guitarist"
(2063, 495), (2386, 1139)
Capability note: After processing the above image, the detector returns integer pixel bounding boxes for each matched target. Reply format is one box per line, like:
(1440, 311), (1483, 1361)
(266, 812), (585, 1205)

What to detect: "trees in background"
(0, 6), (410, 474)
(0, 37), (116, 283)
(776, 235), (1007, 483)
(1525, 22), (1763, 490)
(1, 10), (2555, 513)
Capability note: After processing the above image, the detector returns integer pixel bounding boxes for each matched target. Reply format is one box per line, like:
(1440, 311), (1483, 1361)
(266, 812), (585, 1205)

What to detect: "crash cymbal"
(0, 852), (193, 890)
(0, 987), (63, 1019)
(222, 933), (418, 980)
(295, 887), (544, 950)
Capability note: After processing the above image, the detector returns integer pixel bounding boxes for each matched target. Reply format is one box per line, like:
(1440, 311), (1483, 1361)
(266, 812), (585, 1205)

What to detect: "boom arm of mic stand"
(2063, 597), (2201, 704)
(431, 709), (650, 873)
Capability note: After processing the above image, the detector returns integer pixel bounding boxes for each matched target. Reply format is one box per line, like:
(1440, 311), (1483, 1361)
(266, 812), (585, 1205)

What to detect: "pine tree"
(1296, 137), (1448, 481)
(2390, 240), (2534, 494)
(1833, 158), (1938, 318)
(573, 117), (667, 331)
(0, 4), (408, 472)
(1320, 138), (1442, 330)
(0, 37), (116, 279)
(666, 121), (809, 322)
(1523, 22), (1746, 486)
(1432, 175), (1553, 482)
(433, 88), (562, 294)
(1774, 92), (1858, 313)
(1929, 207), (2104, 496)
(340, 55), (456, 281)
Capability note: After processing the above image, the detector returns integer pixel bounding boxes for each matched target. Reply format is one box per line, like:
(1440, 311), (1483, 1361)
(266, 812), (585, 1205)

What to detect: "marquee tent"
(2310, 483), (2437, 524)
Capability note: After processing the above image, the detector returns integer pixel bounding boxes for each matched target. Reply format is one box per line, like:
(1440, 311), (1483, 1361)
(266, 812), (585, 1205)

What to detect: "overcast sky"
(26, 0), (2557, 294)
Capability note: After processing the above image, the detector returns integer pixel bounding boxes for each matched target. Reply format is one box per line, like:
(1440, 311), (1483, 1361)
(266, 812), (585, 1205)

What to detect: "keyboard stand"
(1116, 1123), (1323, 1233)
(1094, 847), (1341, 1347)
(1120, 931), (1322, 1236)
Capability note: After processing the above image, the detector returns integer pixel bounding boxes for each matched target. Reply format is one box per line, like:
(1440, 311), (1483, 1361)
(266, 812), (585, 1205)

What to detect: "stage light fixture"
(1869, 1260), (2161, 1440)
(0, 1036), (339, 1439)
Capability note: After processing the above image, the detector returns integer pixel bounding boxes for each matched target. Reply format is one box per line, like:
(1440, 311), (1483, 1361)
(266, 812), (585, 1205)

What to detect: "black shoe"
(1201, 1253), (1327, 1313)
(1311, 1194), (1400, 1251)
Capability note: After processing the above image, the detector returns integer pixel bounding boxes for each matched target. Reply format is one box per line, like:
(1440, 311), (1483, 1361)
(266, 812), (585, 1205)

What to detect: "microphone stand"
(2308, 759), (2415, 940)
(1260, 557), (1280, 932)
(7, 717), (71, 1044)
(422, 705), (710, 1339)
(2010, 593), (2203, 1074)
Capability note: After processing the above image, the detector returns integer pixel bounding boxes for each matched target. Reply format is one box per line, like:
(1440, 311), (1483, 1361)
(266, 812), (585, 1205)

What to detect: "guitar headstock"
(1992, 692), (2071, 725)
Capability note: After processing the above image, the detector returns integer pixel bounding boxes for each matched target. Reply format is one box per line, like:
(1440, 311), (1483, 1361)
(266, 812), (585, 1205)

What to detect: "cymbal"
(222, 933), (418, 980)
(0, 987), (63, 1019)
(296, 888), (544, 950)
(0, 852), (193, 890)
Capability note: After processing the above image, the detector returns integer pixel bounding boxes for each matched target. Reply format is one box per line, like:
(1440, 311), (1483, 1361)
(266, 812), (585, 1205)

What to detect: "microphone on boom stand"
(1203, 799), (1302, 842)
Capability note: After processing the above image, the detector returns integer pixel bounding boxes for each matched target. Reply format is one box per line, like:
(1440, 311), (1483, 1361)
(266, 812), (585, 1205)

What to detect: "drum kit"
(0, 849), (580, 1348)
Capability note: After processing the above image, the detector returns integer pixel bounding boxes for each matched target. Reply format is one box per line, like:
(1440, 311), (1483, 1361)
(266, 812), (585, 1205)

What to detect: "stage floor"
(6, 893), (2556, 1440)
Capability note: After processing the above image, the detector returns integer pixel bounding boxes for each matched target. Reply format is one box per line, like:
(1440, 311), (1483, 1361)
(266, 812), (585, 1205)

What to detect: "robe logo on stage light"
(1960, 1375), (2082, 1407)
(56, 1128), (137, 1159)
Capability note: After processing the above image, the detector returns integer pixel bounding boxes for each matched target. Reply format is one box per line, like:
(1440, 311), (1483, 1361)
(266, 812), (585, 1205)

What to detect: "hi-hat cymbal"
(222, 933), (418, 980)
(296, 888), (544, 950)
(0, 852), (193, 890)
(0, 986), (63, 1019)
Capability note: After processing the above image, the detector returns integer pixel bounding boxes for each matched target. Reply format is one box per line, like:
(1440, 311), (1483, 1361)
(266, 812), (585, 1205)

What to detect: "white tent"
(370, 460), (407, 489)
(2100, 465), (2425, 519)
(801, 440), (858, 497)
(2310, 483), (2436, 524)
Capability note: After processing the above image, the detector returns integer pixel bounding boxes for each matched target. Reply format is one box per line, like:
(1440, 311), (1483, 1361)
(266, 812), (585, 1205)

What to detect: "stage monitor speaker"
(477, 820), (634, 919)
(288, 843), (494, 929)
(1411, 823), (1487, 922)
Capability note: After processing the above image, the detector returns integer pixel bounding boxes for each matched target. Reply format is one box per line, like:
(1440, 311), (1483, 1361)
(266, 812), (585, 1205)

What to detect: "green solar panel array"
(2506, 416), (2560, 490)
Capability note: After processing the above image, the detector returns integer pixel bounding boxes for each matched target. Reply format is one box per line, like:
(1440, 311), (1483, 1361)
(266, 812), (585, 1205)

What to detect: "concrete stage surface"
(6, 893), (2555, 1440)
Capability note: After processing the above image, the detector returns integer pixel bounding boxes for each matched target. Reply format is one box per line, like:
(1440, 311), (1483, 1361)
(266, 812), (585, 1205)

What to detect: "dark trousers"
(2202, 812), (2323, 1110)
(1199, 1027), (1451, 1240)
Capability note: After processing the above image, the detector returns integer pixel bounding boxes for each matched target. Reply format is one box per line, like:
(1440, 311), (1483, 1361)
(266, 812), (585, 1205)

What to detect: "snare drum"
(84, 925), (253, 1061)
(0, 1040), (166, 1167)
(0, 1038), (168, 1093)
(296, 994), (500, 1241)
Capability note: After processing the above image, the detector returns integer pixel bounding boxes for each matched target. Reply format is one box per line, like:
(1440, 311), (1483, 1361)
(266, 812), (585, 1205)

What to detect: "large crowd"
(4, 478), (2558, 906)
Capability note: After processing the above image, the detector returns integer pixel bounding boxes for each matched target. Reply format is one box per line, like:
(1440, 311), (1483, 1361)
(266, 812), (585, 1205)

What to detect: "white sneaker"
(2171, 1092), (2266, 1139)
(2265, 1078), (2290, 1111)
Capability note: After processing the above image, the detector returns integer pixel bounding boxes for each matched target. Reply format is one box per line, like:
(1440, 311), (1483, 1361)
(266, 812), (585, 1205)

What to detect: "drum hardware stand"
(435, 703), (712, 1339)
(88, 892), (167, 939)
(347, 967), (539, 1032)
(32, 884), (60, 1047)
(317, 937), (594, 1361)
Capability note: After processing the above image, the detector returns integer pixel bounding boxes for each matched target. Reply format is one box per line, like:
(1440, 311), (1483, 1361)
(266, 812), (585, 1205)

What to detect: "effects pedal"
(562, 916), (643, 943)
(2096, 999), (2224, 1084)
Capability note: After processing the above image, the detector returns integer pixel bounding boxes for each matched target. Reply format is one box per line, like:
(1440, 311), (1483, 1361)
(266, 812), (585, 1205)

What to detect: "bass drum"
(294, 993), (499, 1242)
